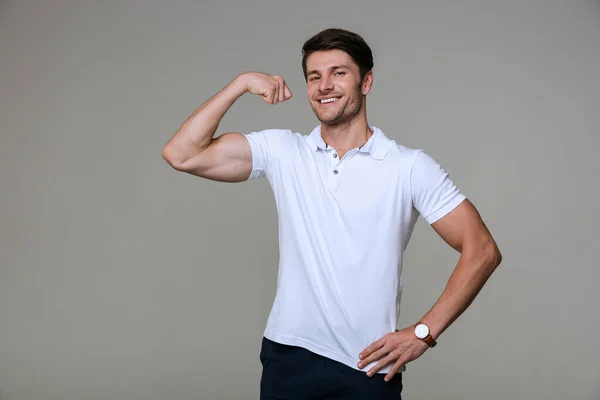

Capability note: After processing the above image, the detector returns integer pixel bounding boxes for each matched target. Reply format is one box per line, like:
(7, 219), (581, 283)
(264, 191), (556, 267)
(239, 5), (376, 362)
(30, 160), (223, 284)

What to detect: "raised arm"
(162, 72), (292, 182)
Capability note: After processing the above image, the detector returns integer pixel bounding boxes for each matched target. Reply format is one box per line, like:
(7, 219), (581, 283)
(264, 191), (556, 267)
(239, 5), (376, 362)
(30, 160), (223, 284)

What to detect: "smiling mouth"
(319, 97), (339, 104)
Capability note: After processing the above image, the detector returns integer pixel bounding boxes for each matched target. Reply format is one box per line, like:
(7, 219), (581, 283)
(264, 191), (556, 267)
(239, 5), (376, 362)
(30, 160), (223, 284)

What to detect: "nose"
(319, 75), (334, 93)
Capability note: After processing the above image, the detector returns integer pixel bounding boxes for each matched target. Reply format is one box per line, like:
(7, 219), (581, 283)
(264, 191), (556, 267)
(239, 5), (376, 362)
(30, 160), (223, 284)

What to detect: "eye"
(309, 76), (320, 81)
(335, 71), (346, 76)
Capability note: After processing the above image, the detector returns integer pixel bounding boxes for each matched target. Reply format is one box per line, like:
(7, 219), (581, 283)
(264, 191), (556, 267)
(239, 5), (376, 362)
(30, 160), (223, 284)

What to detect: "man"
(162, 28), (502, 400)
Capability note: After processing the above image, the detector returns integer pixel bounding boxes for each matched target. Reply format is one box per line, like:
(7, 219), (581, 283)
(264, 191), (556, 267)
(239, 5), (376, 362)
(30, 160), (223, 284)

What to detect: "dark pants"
(259, 337), (403, 400)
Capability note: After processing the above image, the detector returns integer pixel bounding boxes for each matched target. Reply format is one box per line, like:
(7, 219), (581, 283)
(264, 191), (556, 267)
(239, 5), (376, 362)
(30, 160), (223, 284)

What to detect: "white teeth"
(320, 97), (338, 104)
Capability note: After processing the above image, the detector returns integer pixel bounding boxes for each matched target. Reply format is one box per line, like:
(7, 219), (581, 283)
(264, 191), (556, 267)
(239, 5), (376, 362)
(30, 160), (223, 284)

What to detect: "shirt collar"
(307, 125), (394, 160)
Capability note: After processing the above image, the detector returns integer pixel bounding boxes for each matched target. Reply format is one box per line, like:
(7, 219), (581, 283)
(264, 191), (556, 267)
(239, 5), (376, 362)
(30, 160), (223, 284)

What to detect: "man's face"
(305, 50), (371, 126)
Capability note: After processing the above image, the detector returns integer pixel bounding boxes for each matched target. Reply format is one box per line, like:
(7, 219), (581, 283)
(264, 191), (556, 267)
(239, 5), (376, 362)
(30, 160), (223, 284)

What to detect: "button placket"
(332, 148), (360, 175)
(333, 153), (341, 175)
(326, 148), (341, 176)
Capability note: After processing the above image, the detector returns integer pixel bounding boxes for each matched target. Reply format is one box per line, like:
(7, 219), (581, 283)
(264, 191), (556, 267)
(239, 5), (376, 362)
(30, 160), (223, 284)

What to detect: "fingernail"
(357, 363), (363, 368)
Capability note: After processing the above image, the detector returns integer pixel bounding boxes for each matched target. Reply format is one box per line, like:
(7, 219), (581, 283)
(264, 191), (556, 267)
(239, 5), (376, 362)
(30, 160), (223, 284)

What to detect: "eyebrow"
(306, 65), (350, 76)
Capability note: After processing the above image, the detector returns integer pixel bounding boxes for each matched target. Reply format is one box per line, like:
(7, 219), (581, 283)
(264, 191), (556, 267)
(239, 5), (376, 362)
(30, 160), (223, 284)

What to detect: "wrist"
(419, 314), (446, 341)
(231, 73), (251, 96)
(414, 321), (437, 348)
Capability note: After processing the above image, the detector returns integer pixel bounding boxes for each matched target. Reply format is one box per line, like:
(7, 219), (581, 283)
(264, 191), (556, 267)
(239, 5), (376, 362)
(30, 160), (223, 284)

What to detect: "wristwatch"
(414, 321), (437, 347)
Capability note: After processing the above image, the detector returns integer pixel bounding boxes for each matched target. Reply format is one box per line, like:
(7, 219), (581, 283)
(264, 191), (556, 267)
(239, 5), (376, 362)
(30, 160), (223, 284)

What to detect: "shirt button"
(333, 170), (338, 174)
(333, 154), (338, 158)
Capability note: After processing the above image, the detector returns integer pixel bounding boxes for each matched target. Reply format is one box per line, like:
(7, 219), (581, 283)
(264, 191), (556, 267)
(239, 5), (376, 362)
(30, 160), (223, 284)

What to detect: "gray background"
(1, 0), (599, 399)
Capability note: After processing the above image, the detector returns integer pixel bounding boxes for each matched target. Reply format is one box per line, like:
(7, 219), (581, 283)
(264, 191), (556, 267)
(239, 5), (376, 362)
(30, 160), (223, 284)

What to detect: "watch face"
(415, 324), (429, 339)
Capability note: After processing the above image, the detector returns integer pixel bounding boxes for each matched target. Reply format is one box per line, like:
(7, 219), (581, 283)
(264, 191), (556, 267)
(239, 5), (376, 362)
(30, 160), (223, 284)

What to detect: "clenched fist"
(241, 72), (293, 105)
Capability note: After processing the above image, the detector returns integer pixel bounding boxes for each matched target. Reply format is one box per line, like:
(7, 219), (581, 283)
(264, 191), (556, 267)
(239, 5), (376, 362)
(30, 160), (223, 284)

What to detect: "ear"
(362, 71), (374, 95)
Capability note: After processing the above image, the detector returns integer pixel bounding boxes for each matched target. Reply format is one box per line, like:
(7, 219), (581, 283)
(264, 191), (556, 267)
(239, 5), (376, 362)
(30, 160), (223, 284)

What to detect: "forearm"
(420, 245), (501, 340)
(163, 75), (248, 164)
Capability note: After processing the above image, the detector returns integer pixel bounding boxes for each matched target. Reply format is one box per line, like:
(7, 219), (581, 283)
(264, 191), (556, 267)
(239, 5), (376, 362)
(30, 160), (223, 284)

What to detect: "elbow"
(466, 237), (502, 272)
(485, 241), (502, 270)
(495, 246), (503, 267)
(162, 143), (185, 171)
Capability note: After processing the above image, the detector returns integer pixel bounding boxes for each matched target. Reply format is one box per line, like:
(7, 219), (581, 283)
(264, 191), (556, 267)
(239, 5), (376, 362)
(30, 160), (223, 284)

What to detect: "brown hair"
(301, 28), (374, 81)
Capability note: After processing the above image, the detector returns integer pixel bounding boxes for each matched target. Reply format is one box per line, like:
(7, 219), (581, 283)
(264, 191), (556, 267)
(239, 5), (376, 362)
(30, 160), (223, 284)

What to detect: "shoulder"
(392, 145), (452, 183)
(245, 128), (293, 141)
(391, 142), (423, 160)
(245, 128), (311, 150)
(375, 129), (443, 176)
(377, 132), (423, 167)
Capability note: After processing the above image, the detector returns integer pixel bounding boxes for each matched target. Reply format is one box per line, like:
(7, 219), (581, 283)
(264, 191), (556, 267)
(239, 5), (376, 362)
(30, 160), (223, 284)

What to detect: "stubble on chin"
(312, 99), (347, 124)
(316, 109), (343, 125)
(316, 98), (362, 126)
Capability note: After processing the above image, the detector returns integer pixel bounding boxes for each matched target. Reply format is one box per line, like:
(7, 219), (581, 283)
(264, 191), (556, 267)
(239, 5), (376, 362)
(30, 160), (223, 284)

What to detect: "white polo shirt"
(244, 125), (465, 373)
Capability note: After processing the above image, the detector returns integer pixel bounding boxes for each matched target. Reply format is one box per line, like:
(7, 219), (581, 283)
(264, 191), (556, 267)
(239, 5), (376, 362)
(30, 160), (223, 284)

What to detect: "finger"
(263, 90), (275, 104)
(367, 354), (395, 377)
(277, 82), (283, 104)
(276, 77), (285, 103)
(265, 79), (275, 104)
(277, 77), (290, 101)
(384, 359), (404, 382)
(359, 338), (385, 360)
(276, 79), (284, 104)
(357, 346), (388, 369)
(283, 84), (292, 100)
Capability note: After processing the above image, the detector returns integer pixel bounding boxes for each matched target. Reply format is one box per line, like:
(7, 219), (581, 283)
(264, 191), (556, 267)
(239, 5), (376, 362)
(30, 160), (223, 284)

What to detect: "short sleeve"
(410, 150), (466, 224)
(243, 129), (289, 180)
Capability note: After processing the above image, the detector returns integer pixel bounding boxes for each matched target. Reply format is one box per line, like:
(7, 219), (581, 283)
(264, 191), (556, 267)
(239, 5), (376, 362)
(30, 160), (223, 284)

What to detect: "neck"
(320, 114), (372, 156)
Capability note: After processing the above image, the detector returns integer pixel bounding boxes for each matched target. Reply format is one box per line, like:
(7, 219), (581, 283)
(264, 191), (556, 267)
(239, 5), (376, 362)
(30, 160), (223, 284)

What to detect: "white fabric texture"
(244, 125), (466, 373)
